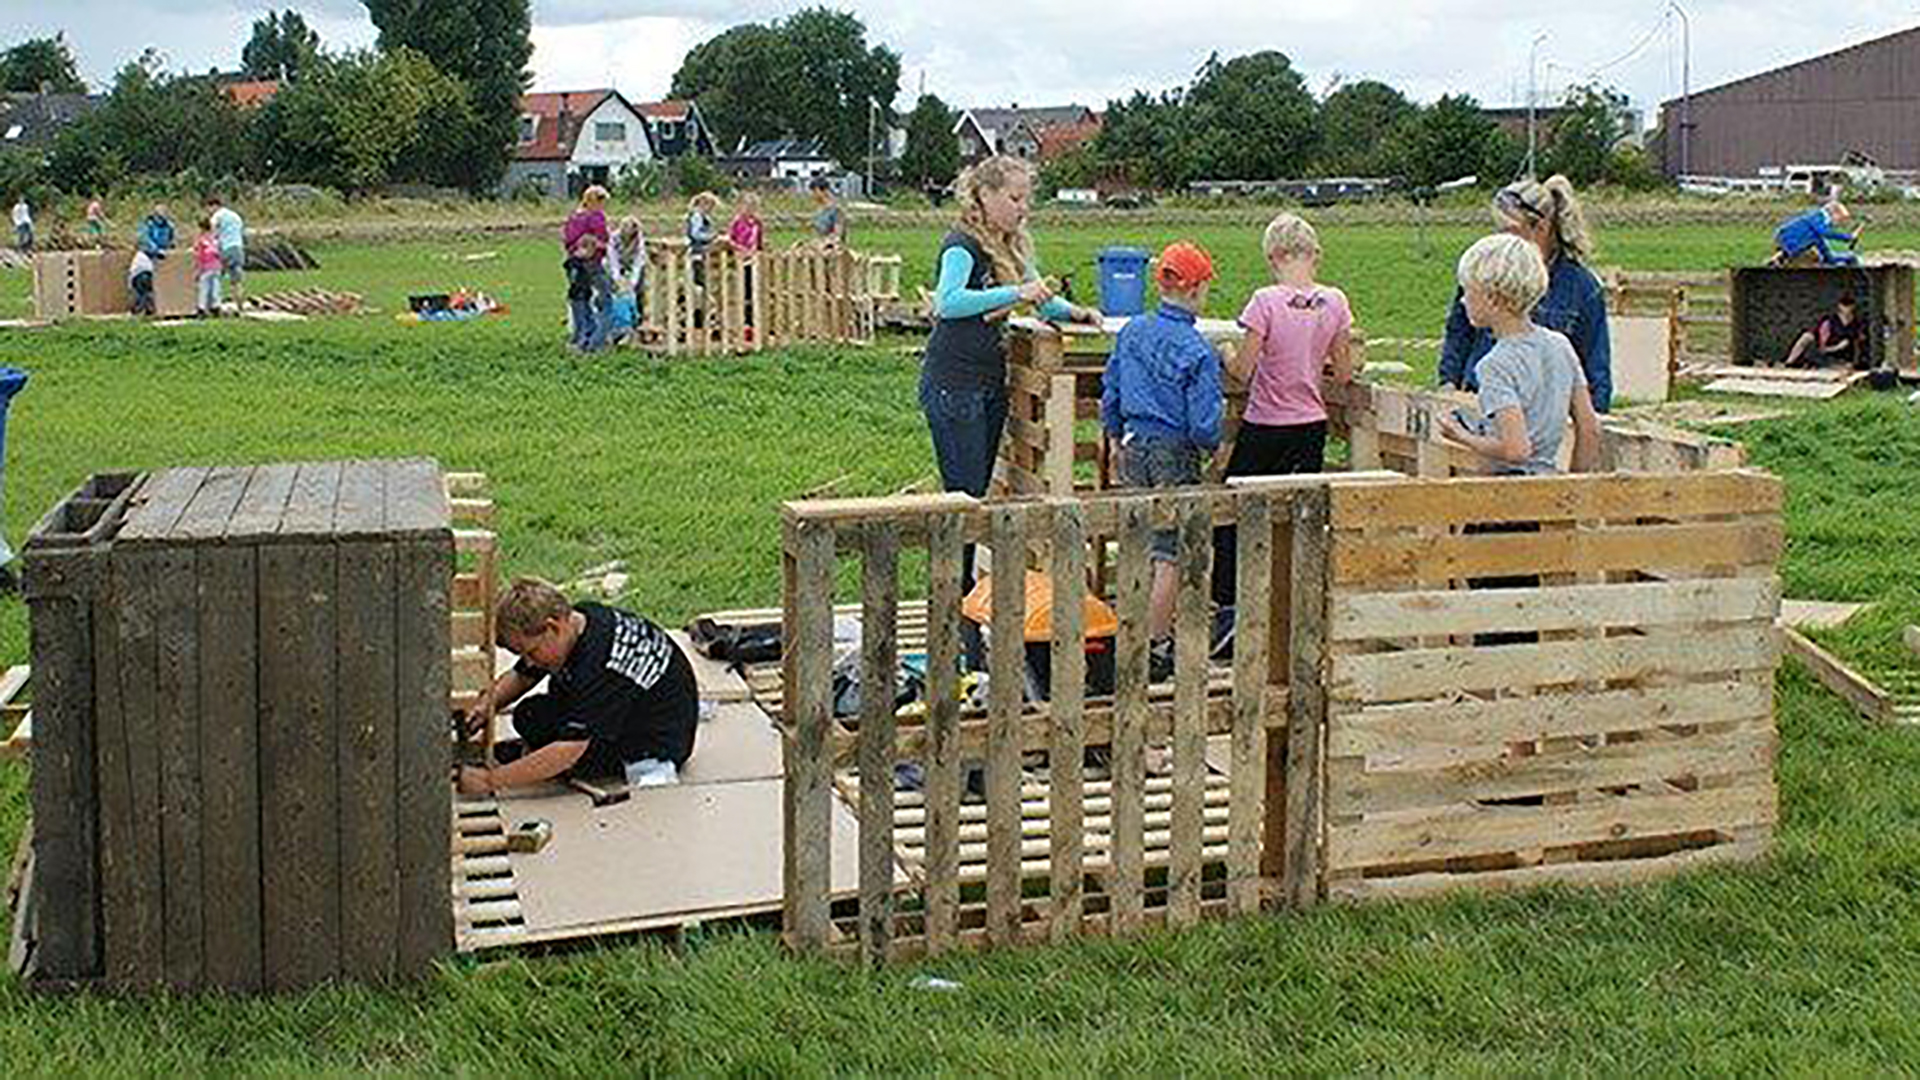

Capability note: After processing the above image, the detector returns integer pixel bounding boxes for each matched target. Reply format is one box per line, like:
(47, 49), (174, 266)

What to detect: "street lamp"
(1527, 31), (1548, 179)
(1667, 1), (1692, 179)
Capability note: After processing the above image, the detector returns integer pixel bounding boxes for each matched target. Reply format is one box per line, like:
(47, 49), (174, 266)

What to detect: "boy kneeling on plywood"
(458, 578), (698, 795)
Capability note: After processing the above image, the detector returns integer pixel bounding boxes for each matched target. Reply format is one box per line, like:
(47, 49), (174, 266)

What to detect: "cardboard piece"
(502, 777), (872, 934)
(1609, 315), (1672, 404)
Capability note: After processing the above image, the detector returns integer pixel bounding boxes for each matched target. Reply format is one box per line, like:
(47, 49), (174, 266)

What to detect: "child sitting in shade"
(1439, 233), (1602, 475)
(459, 578), (699, 795)
(1100, 242), (1224, 678)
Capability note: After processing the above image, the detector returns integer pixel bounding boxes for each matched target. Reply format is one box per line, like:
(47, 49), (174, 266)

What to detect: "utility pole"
(1668, 1), (1692, 179)
(866, 99), (878, 200)
(1527, 31), (1548, 178)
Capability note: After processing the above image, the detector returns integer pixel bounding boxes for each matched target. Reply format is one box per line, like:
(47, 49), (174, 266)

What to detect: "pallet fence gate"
(641, 239), (891, 356)
(780, 478), (1335, 962)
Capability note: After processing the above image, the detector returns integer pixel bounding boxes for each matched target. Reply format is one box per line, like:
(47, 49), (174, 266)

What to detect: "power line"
(1580, 7), (1672, 79)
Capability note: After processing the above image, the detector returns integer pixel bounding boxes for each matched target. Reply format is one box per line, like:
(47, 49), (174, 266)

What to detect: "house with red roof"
(503, 89), (656, 197)
(633, 98), (717, 159)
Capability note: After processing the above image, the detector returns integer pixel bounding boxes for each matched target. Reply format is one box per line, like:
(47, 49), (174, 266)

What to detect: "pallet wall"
(642, 239), (901, 356)
(1320, 471), (1783, 900)
(781, 480), (1333, 961)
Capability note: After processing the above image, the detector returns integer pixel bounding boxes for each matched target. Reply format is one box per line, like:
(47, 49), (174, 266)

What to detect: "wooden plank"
(1329, 839), (1769, 902)
(22, 552), (97, 980)
(259, 541), (340, 989)
(1169, 496), (1211, 927)
(1328, 724), (1774, 816)
(1047, 500), (1087, 941)
(393, 522), (453, 976)
(1780, 626), (1894, 724)
(1326, 781), (1775, 868)
(1779, 599), (1869, 631)
(782, 519), (836, 952)
(1110, 500), (1151, 932)
(109, 548), (166, 988)
(1701, 376), (1855, 400)
(1333, 624), (1777, 703)
(1329, 679), (1776, 758)
(857, 524), (898, 964)
(1283, 487), (1330, 908)
(279, 461), (344, 536)
(117, 466), (210, 542)
(922, 511), (964, 954)
(1044, 374), (1077, 495)
(1333, 520), (1785, 587)
(1331, 578), (1781, 641)
(986, 505), (1027, 946)
(1228, 494), (1271, 914)
(154, 547), (204, 990)
(1328, 472), (1782, 531)
(197, 544), (262, 991)
(337, 537), (398, 981)
(170, 465), (251, 540)
(226, 463), (298, 538)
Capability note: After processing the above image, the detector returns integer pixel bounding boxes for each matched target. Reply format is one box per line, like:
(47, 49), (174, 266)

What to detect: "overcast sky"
(12, 1), (1920, 129)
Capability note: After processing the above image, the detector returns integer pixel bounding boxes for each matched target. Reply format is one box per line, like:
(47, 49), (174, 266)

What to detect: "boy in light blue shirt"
(206, 195), (246, 302)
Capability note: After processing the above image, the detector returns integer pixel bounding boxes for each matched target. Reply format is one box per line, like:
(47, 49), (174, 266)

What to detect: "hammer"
(567, 776), (629, 808)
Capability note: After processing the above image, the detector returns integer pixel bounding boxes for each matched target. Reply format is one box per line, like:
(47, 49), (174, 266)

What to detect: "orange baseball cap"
(1157, 242), (1216, 288)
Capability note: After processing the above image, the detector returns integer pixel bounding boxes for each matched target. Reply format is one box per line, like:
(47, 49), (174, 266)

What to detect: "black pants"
(511, 657), (699, 778)
(1212, 421), (1328, 606)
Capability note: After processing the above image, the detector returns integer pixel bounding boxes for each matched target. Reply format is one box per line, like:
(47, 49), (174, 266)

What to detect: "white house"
(502, 89), (656, 197)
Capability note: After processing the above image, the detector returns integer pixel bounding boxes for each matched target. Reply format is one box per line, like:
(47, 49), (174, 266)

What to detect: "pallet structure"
(13, 461), (455, 992)
(31, 250), (195, 320)
(1728, 264), (1916, 374)
(244, 289), (364, 317)
(777, 463), (1785, 962)
(641, 239), (902, 356)
(1604, 269), (1733, 368)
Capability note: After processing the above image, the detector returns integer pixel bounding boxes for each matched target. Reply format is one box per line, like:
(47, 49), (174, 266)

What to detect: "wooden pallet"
(244, 288), (363, 316)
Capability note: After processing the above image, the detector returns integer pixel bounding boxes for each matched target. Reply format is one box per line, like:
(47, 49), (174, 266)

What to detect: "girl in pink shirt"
(1213, 213), (1356, 608)
(193, 217), (224, 315)
(728, 191), (766, 335)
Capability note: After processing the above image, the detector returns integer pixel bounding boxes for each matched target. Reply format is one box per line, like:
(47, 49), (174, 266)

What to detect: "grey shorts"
(220, 246), (245, 280)
(1118, 435), (1204, 563)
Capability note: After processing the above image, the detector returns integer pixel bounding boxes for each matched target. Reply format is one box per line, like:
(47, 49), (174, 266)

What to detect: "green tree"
(1182, 51), (1319, 181)
(259, 47), (476, 191)
(242, 10), (323, 82)
(49, 50), (249, 193)
(669, 7), (900, 168)
(364, 0), (532, 191)
(0, 34), (87, 94)
(1094, 88), (1191, 190)
(1398, 93), (1507, 188)
(1548, 83), (1632, 186)
(1317, 79), (1414, 176)
(897, 93), (958, 190)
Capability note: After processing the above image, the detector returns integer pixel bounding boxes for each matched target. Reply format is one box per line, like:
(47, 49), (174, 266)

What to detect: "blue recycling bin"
(1096, 246), (1150, 317)
(0, 367), (27, 567)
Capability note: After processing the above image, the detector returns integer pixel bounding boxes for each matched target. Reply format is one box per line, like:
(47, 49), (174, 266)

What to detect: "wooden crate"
(640, 239), (889, 356)
(28, 250), (195, 320)
(780, 479), (1333, 962)
(1320, 470), (1783, 901)
(13, 460), (454, 992)
(1729, 264), (1915, 373)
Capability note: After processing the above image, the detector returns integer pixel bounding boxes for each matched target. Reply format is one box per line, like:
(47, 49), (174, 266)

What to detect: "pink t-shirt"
(728, 214), (764, 252)
(193, 233), (223, 272)
(1238, 283), (1353, 427)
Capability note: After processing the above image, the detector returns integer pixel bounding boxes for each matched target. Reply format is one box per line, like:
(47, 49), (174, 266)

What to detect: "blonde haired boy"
(458, 578), (698, 795)
(1439, 234), (1601, 474)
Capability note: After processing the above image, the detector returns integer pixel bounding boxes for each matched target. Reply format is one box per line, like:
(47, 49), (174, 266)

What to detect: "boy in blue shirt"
(1773, 201), (1859, 266)
(1101, 241), (1223, 673)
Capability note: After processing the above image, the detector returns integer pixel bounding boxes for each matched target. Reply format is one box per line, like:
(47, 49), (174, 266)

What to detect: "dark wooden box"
(17, 460), (454, 992)
(1730, 264), (1916, 372)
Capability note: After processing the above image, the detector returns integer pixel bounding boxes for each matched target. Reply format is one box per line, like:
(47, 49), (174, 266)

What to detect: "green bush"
(668, 155), (732, 197)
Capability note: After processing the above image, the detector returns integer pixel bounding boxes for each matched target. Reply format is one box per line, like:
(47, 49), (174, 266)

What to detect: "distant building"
(504, 90), (656, 197)
(1653, 24), (1920, 178)
(719, 137), (837, 185)
(0, 92), (101, 151)
(953, 105), (1099, 162)
(221, 80), (282, 110)
(634, 99), (717, 159)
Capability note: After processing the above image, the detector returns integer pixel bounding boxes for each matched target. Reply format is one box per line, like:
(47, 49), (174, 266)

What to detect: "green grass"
(0, 224), (1917, 1072)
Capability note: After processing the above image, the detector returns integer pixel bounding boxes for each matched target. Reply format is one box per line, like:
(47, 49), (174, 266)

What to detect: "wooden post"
(1047, 500), (1087, 942)
(857, 525), (899, 964)
(1281, 487), (1329, 908)
(1045, 373), (1077, 495)
(1110, 500), (1151, 932)
(923, 510), (964, 953)
(782, 518), (836, 952)
(663, 247), (682, 357)
(986, 506), (1026, 946)
(1227, 492), (1272, 914)
(1169, 496), (1210, 927)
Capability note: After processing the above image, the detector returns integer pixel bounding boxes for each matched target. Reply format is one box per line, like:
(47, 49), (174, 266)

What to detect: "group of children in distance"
(562, 178), (843, 353)
(1102, 214), (1599, 663)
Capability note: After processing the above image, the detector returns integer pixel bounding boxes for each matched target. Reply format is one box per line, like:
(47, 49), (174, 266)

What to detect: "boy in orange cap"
(1100, 241), (1224, 679)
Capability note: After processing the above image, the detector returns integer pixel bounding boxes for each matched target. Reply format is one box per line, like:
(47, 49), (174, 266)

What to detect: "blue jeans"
(569, 266), (615, 351)
(920, 378), (1008, 607)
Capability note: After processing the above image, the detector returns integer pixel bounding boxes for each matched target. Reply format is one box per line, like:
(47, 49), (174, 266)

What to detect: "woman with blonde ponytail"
(1439, 174), (1613, 410)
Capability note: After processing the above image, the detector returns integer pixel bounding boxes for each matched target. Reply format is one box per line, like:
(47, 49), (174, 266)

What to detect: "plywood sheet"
(1610, 315), (1672, 404)
(500, 778), (869, 934)
(1702, 376), (1855, 400)
(681, 702), (783, 784)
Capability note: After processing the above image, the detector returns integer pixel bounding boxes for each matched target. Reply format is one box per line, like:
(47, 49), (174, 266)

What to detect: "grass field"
(0, 222), (1917, 1071)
